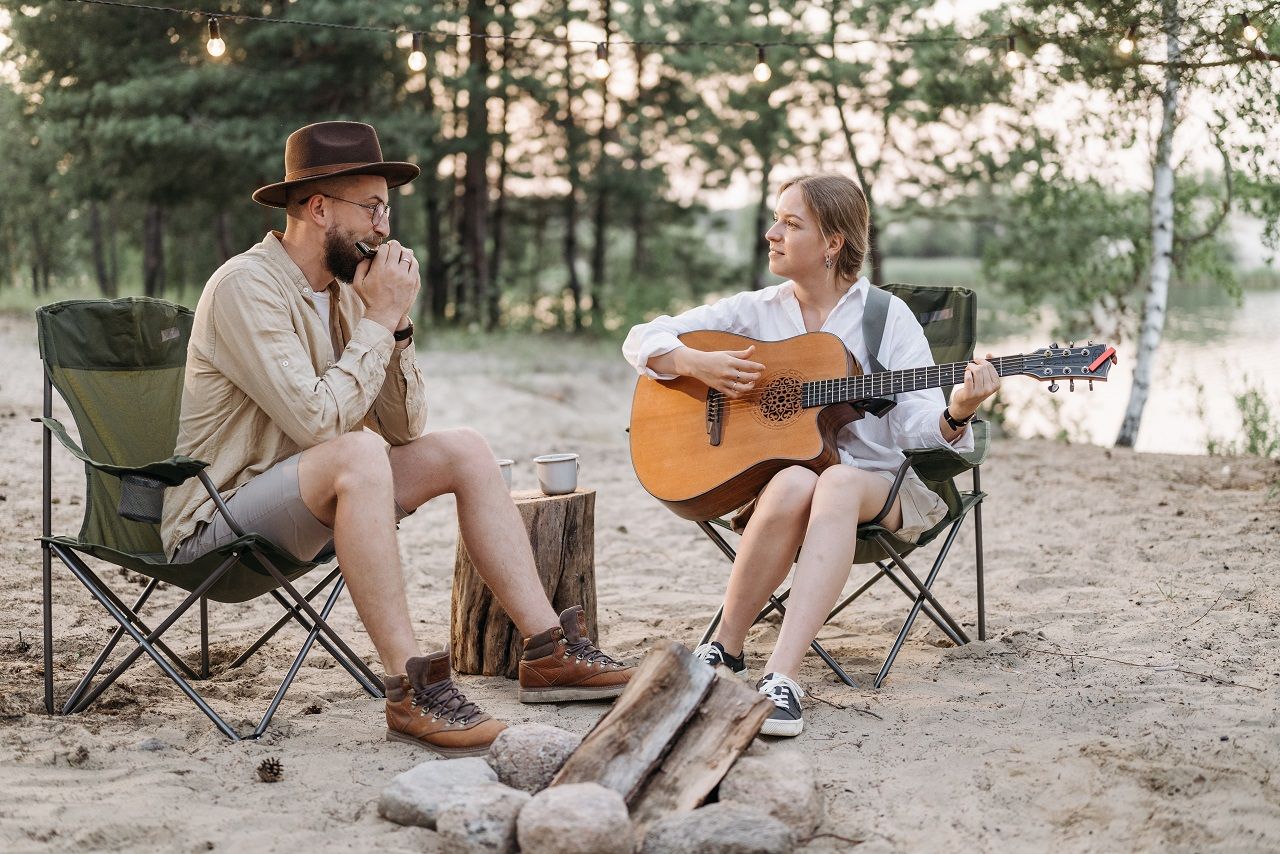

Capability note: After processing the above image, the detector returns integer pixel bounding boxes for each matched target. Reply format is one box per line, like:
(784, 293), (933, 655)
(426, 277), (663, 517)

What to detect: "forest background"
(1, 0), (1278, 450)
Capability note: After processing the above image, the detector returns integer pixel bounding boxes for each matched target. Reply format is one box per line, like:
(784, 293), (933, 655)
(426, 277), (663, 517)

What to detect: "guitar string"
(707, 355), (1051, 413)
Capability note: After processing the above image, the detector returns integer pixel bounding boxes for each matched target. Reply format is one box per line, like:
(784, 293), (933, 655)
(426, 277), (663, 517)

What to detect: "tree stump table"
(450, 489), (598, 678)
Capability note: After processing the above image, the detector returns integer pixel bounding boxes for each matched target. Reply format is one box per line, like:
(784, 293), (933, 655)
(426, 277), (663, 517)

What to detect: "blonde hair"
(779, 174), (869, 280)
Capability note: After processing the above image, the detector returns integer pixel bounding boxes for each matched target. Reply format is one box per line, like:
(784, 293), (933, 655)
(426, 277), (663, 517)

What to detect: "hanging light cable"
(591, 42), (611, 79)
(408, 32), (427, 71)
(1118, 24), (1136, 54)
(206, 17), (225, 57)
(1241, 12), (1260, 42)
(1003, 34), (1021, 68)
(753, 44), (771, 82)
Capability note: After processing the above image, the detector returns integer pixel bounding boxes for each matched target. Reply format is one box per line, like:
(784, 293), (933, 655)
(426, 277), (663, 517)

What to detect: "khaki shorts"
(174, 452), (414, 564)
(175, 454), (335, 563)
(729, 466), (948, 545)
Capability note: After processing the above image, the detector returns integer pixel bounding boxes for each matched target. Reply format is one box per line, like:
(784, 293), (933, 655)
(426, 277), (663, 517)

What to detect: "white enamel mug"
(533, 453), (579, 496)
(496, 458), (514, 490)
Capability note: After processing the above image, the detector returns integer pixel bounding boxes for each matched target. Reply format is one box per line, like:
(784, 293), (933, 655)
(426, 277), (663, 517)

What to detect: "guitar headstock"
(1017, 342), (1118, 387)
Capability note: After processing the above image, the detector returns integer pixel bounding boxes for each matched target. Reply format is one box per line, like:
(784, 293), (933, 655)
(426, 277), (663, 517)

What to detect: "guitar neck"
(803, 354), (1028, 407)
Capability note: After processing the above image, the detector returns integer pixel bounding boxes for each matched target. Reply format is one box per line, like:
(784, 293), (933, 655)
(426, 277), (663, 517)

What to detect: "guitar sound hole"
(753, 374), (803, 427)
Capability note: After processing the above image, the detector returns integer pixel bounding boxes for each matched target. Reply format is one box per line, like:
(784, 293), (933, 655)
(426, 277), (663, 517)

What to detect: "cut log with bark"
(451, 489), (597, 678)
(551, 641), (772, 825)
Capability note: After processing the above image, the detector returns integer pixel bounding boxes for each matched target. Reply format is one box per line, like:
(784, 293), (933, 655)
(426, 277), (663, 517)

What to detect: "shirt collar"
(771, 276), (870, 306)
(264, 230), (339, 295)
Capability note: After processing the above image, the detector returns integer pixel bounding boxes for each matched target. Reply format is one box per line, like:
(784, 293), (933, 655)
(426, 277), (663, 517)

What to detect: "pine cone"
(256, 757), (284, 783)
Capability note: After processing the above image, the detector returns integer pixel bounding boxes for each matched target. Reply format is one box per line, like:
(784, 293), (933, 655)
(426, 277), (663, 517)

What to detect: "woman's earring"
(824, 254), (833, 270)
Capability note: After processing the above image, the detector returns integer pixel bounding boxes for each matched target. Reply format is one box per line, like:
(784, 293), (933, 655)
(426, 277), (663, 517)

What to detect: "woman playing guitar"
(622, 174), (1001, 737)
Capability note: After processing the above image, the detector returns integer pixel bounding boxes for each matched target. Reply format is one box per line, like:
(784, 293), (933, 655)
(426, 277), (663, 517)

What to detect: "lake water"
(987, 288), (1280, 455)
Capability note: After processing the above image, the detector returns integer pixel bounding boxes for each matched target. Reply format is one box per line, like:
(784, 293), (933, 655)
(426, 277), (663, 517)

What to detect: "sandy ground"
(0, 312), (1277, 853)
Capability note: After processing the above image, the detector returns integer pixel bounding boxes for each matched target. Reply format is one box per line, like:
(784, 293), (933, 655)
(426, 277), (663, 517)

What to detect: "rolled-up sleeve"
(622, 293), (754, 380)
(883, 301), (975, 453)
(367, 345), (427, 444)
(206, 271), (395, 449)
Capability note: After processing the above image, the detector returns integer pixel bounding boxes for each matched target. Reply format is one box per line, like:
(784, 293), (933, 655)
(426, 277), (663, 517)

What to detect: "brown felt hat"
(252, 121), (420, 208)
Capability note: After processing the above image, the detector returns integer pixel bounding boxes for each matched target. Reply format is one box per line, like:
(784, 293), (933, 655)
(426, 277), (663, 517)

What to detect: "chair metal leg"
(62, 577), (161, 714)
(252, 577), (348, 738)
(41, 378), (54, 715)
(58, 547), (238, 717)
(698, 604), (723, 647)
(230, 568), (341, 668)
(69, 570), (201, 683)
(249, 553), (380, 689)
(51, 544), (241, 739)
(872, 531), (970, 688)
(764, 595), (858, 688)
(199, 596), (210, 679)
(879, 566), (964, 646)
(973, 467), (986, 641)
(265, 586), (382, 698)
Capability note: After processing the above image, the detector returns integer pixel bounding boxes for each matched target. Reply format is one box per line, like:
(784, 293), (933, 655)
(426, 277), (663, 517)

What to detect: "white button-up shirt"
(622, 277), (973, 473)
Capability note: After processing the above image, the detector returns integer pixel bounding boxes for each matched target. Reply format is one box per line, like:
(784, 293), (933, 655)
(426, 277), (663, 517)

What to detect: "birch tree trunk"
(1116, 0), (1180, 447)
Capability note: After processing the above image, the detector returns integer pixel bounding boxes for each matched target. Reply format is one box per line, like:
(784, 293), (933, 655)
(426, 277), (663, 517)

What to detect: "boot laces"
(414, 679), (481, 725)
(565, 636), (623, 666)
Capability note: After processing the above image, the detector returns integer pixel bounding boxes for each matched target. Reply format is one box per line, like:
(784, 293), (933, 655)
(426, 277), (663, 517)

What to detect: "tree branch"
(1176, 124), (1233, 249)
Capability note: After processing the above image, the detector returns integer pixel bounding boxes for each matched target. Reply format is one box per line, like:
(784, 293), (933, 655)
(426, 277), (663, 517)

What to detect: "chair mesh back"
(882, 283), (977, 401)
(36, 298), (193, 557)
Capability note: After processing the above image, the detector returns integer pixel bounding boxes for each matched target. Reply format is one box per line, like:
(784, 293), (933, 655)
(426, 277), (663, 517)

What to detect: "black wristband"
(393, 319), (414, 342)
(943, 406), (974, 431)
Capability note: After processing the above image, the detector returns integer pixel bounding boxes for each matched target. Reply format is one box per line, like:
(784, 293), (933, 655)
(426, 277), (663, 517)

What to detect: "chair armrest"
(902, 419), (990, 482)
(38, 416), (208, 486)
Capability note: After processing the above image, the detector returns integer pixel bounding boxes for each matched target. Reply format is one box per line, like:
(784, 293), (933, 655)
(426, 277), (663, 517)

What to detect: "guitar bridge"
(706, 389), (723, 446)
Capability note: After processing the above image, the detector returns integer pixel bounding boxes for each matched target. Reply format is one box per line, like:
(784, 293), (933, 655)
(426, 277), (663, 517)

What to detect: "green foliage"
(1206, 381), (1280, 459)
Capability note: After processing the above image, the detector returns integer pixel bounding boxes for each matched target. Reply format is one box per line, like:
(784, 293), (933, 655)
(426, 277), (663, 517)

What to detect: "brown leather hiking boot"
(518, 605), (633, 703)
(384, 648), (506, 757)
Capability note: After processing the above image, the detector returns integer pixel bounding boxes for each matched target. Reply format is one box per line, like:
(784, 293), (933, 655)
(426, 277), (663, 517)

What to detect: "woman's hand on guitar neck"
(651, 346), (766, 399)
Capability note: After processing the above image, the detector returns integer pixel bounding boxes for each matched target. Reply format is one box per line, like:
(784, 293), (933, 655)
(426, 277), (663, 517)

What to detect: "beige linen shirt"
(161, 231), (427, 558)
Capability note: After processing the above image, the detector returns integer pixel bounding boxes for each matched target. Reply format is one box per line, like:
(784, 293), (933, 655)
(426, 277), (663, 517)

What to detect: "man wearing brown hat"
(162, 121), (631, 757)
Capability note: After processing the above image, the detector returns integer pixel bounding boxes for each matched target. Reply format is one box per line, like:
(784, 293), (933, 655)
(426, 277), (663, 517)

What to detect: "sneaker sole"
(385, 730), (493, 758)
(759, 717), (804, 738)
(518, 683), (627, 703)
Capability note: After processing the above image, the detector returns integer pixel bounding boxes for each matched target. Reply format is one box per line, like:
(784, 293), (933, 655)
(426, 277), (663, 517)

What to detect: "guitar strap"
(858, 285), (897, 418)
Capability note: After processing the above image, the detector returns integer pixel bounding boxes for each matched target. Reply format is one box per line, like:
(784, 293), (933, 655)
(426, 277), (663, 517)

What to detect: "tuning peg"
(1068, 341), (1075, 348)
(1051, 341), (1059, 349)
(1069, 379), (1075, 392)
(1048, 381), (1059, 393)
(1087, 340), (1095, 346)
(1088, 379), (1094, 391)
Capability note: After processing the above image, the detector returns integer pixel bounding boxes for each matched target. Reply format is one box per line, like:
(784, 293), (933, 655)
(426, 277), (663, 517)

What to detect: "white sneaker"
(756, 672), (805, 737)
(692, 641), (748, 678)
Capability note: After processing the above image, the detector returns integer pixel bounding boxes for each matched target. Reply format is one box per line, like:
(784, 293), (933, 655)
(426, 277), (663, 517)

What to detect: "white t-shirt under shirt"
(621, 276), (974, 474)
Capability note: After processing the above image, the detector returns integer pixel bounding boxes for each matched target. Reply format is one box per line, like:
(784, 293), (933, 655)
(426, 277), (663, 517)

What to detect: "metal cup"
(533, 453), (579, 496)
(496, 458), (514, 490)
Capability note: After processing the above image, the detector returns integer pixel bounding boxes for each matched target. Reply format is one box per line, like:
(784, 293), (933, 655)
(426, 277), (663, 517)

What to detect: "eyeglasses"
(315, 193), (391, 225)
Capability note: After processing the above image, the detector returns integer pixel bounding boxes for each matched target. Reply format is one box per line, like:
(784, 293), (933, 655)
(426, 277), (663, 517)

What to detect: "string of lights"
(62, 0), (1272, 78)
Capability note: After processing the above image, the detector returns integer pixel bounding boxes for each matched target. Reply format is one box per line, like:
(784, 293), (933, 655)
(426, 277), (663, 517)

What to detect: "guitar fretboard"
(801, 354), (1027, 407)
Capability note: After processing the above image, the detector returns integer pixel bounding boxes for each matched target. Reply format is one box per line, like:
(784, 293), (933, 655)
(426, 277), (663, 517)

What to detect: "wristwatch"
(943, 406), (974, 431)
(393, 319), (414, 342)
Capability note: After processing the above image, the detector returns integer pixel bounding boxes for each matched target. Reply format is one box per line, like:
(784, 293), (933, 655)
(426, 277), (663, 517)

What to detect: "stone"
(487, 723), (581, 793)
(377, 756), (498, 828)
(516, 782), (635, 854)
(717, 751), (824, 836)
(436, 784), (531, 854)
(641, 802), (796, 854)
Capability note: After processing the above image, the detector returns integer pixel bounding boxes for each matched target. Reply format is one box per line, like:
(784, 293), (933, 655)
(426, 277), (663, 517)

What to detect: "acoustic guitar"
(628, 330), (1117, 521)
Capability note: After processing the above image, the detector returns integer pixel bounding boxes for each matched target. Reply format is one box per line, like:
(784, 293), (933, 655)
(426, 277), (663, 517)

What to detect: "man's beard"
(323, 226), (367, 284)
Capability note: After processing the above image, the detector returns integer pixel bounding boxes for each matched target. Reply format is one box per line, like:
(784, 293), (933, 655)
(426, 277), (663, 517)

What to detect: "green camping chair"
(36, 297), (383, 740)
(695, 283), (989, 689)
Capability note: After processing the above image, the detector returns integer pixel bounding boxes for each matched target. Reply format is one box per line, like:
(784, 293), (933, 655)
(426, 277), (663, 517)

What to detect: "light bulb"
(206, 18), (225, 57)
(408, 33), (427, 71)
(753, 46), (771, 82)
(1003, 35), (1020, 68)
(592, 43), (610, 79)
(1242, 13), (1260, 42)
(1118, 25), (1136, 55)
